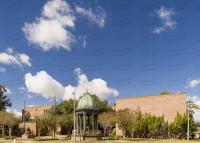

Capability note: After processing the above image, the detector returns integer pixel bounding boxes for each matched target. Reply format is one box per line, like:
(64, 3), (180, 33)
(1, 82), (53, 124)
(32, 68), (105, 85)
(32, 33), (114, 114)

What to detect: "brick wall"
(22, 105), (53, 120)
(116, 93), (187, 136)
(18, 105), (54, 136)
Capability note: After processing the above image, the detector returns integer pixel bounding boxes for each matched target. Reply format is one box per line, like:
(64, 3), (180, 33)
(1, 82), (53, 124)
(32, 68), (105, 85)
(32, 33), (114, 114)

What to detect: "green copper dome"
(76, 90), (98, 111)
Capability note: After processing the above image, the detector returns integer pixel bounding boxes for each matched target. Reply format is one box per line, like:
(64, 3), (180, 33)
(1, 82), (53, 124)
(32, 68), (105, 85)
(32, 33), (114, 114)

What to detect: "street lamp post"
(23, 101), (26, 134)
(72, 92), (75, 142)
(187, 108), (190, 142)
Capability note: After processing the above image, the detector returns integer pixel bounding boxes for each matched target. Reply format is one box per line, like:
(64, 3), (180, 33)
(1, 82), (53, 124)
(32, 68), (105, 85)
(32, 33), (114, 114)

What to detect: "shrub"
(4, 136), (10, 140)
(10, 136), (16, 139)
(56, 131), (61, 135)
(116, 135), (122, 140)
(35, 139), (59, 141)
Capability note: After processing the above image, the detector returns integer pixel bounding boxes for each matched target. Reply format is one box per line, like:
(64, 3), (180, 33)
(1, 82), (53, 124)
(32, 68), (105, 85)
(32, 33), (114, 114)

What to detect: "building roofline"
(25, 104), (53, 108)
(116, 92), (187, 99)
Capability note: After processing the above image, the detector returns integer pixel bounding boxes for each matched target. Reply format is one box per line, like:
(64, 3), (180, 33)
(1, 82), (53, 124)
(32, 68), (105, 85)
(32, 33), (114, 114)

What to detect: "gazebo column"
(80, 115), (82, 133)
(84, 114), (86, 134)
(94, 115), (96, 132)
(92, 113), (94, 134)
(96, 114), (98, 134)
(76, 114), (79, 132)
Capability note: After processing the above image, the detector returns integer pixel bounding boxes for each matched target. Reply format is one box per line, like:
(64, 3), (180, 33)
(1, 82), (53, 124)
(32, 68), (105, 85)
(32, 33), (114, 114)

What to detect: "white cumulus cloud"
(22, 0), (76, 51)
(75, 4), (106, 28)
(185, 78), (200, 88)
(64, 68), (119, 100)
(5, 87), (12, 94)
(24, 68), (119, 100)
(22, 0), (106, 51)
(0, 47), (31, 69)
(19, 87), (27, 90)
(153, 6), (177, 34)
(25, 71), (65, 99)
(5, 47), (13, 54)
(26, 94), (33, 99)
(6, 109), (22, 117)
(0, 68), (6, 72)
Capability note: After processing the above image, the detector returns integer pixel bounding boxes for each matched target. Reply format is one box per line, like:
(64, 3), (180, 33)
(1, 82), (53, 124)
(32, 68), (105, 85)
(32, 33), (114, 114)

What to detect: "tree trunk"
(2, 124), (4, 137)
(9, 127), (12, 137)
(122, 130), (125, 139)
(131, 133), (134, 140)
(38, 128), (40, 139)
(108, 128), (111, 137)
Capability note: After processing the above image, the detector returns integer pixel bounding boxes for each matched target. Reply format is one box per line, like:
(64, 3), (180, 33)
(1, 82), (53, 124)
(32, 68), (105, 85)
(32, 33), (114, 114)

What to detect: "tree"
(187, 100), (200, 115)
(5, 110), (20, 137)
(58, 113), (73, 138)
(159, 91), (170, 95)
(98, 111), (116, 137)
(0, 85), (12, 110)
(49, 99), (78, 115)
(116, 108), (130, 138)
(127, 106), (141, 140)
(167, 111), (196, 139)
(43, 113), (59, 139)
(135, 113), (164, 138)
(195, 122), (200, 127)
(0, 111), (8, 137)
(33, 114), (45, 139)
(148, 114), (164, 135)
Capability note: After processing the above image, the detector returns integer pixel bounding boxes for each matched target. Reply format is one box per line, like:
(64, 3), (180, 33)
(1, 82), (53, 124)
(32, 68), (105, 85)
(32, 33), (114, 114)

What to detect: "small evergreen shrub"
(10, 136), (16, 139)
(4, 136), (10, 140)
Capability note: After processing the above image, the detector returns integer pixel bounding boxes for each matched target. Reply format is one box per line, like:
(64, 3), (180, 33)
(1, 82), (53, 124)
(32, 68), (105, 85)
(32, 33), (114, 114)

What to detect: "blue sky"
(1, 0), (200, 121)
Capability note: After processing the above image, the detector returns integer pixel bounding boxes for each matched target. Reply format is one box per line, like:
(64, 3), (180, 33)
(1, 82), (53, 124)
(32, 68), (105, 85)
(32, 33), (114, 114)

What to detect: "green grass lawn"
(1, 136), (200, 143)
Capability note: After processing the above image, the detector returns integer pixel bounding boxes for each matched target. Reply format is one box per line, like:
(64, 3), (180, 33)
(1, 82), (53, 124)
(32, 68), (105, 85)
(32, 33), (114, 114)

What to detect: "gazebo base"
(71, 134), (102, 141)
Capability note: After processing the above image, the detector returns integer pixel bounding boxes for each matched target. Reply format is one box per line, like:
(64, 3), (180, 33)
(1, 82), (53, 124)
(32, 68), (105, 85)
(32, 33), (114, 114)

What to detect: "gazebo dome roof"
(76, 90), (98, 111)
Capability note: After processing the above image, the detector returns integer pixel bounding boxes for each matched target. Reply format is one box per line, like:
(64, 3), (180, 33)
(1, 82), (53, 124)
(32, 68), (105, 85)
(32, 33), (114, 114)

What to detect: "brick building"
(116, 92), (187, 138)
(17, 105), (58, 136)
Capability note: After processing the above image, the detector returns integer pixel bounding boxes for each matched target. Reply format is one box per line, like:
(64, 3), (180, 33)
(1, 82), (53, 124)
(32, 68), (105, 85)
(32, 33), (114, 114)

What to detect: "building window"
(44, 110), (45, 115)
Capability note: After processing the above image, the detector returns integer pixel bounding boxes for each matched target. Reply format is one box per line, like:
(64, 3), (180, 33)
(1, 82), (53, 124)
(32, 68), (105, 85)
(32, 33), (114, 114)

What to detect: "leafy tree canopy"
(51, 93), (113, 115)
(195, 122), (200, 127)
(187, 100), (200, 115)
(136, 113), (164, 138)
(159, 90), (170, 95)
(89, 94), (113, 113)
(0, 85), (12, 110)
(50, 99), (78, 115)
(167, 111), (196, 139)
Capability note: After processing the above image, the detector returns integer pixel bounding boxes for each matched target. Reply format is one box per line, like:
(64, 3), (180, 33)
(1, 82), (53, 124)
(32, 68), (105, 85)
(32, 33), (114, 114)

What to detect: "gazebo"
(71, 89), (102, 141)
